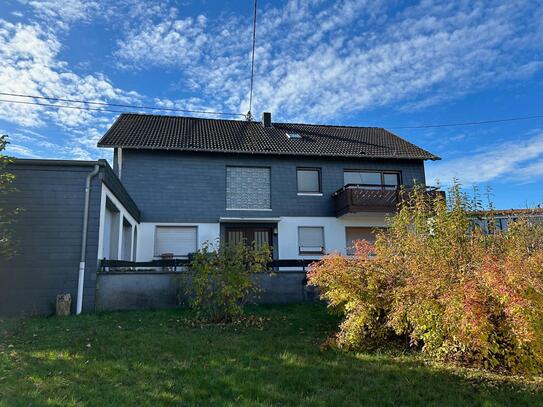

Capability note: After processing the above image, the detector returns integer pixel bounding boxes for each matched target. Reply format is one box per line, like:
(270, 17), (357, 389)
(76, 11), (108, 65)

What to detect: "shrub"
(308, 184), (543, 374)
(187, 240), (271, 322)
(0, 134), (20, 258)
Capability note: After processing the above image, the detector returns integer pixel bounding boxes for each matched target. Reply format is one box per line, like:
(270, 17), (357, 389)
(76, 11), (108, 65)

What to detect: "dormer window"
(286, 132), (302, 139)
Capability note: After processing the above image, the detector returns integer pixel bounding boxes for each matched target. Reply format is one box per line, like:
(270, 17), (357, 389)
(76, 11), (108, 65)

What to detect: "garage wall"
(0, 161), (102, 316)
(0, 159), (140, 316)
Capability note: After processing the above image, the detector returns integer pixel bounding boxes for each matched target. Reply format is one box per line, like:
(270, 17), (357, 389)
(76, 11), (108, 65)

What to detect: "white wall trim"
(97, 183), (138, 260)
(277, 215), (390, 258)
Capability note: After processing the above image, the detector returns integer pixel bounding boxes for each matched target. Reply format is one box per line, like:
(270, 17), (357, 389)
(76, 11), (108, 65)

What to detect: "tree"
(0, 135), (19, 258)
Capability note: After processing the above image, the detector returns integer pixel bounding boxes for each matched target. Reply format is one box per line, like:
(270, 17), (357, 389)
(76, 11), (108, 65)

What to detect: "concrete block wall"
(95, 271), (316, 311)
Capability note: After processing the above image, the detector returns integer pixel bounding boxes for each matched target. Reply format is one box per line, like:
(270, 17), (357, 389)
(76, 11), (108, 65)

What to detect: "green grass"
(1, 304), (542, 406)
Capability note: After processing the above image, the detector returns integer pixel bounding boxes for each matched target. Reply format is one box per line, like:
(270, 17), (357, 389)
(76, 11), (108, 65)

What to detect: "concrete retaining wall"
(95, 271), (316, 311)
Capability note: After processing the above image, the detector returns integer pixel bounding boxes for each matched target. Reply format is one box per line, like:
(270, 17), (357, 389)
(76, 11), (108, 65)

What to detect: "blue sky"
(1, 0), (542, 209)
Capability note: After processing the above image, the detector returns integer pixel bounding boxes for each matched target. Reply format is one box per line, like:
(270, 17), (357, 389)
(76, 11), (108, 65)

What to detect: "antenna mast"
(246, 0), (258, 121)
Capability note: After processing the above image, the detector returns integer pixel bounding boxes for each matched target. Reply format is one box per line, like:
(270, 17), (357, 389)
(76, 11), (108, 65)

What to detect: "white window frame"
(298, 226), (325, 255)
(154, 226), (198, 258)
(297, 167), (322, 195)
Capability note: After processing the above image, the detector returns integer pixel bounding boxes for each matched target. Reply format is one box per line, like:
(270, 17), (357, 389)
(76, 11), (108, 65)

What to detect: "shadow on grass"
(1, 304), (542, 407)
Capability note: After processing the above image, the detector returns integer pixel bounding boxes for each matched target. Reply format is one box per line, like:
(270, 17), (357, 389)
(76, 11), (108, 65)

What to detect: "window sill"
(297, 192), (323, 196)
(226, 208), (273, 211)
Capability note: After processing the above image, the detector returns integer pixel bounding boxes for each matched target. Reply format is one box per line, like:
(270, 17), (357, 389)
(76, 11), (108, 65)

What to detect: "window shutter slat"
(155, 227), (197, 256)
(299, 227), (324, 254)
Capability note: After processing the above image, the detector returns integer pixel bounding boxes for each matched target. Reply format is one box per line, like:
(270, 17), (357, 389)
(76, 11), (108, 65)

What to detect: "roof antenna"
(246, 0), (257, 121)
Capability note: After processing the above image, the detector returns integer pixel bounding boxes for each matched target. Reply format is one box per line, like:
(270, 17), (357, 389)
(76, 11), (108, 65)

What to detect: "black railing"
(332, 183), (400, 196)
(99, 258), (320, 273)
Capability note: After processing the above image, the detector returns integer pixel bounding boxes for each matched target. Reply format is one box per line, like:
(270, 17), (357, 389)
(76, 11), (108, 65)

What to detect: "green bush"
(0, 135), (20, 258)
(308, 184), (543, 374)
(187, 240), (271, 322)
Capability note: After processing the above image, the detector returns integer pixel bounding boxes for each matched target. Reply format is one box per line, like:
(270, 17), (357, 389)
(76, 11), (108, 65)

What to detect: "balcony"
(333, 184), (442, 217)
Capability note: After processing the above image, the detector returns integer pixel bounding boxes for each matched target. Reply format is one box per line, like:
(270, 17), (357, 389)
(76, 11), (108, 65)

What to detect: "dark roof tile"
(97, 113), (439, 160)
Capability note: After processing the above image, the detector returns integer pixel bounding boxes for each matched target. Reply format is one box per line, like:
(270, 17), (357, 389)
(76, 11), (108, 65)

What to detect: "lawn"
(1, 304), (542, 406)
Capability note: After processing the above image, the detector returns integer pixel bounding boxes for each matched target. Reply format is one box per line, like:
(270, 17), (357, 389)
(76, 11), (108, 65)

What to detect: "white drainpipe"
(76, 164), (100, 315)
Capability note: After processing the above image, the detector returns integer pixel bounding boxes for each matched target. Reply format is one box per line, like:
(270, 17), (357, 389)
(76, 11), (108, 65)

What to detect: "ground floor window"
(298, 226), (325, 255)
(345, 227), (381, 255)
(155, 226), (197, 258)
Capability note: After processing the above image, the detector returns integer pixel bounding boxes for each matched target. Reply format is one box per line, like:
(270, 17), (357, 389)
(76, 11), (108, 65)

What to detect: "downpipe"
(76, 164), (100, 315)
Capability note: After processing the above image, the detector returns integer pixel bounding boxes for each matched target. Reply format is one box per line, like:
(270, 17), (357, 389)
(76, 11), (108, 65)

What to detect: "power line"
(1, 94), (542, 130)
(0, 98), (129, 114)
(247, 0), (258, 121)
(0, 92), (245, 117)
(389, 114), (543, 129)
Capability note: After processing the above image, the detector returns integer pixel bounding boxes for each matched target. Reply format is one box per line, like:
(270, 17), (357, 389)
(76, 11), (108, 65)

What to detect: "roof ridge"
(118, 112), (388, 130)
(274, 121), (383, 130)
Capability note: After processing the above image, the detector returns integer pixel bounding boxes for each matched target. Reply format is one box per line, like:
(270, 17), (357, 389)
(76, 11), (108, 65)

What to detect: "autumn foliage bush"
(308, 184), (543, 374)
(187, 241), (271, 322)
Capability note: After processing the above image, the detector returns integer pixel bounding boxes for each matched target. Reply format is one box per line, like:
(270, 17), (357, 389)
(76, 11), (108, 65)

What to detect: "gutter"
(76, 164), (100, 315)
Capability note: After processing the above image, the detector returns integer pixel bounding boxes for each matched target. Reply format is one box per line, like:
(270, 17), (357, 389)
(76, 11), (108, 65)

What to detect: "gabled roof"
(97, 113), (440, 161)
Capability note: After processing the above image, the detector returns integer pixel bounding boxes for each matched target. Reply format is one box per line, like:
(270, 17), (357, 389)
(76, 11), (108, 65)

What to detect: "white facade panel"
(134, 215), (389, 261)
(136, 222), (220, 261)
(277, 214), (389, 258)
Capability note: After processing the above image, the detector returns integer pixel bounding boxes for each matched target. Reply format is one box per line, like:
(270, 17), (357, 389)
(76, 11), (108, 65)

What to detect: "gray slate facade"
(0, 159), (138, 316)
(118, 149), (426, 223)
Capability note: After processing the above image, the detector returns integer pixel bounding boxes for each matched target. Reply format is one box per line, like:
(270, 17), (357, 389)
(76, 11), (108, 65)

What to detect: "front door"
(225, 227), (273, 253)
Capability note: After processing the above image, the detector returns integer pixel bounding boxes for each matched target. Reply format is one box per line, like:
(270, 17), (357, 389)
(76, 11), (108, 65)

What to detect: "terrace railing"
(99, 258), (321, 273)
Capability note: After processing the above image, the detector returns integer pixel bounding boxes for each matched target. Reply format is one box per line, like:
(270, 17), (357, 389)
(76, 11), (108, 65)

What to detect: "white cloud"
(4, 141), (41, 158)
(21, 0), (100, 30)
(0, 20), (137, 129)
(113, 0), (543, 121)
(427, 132), (543, 185)
(115, 11), (208, 69)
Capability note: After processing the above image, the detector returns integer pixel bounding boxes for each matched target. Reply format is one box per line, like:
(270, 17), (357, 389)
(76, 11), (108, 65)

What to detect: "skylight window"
(286, 132), (302, 139)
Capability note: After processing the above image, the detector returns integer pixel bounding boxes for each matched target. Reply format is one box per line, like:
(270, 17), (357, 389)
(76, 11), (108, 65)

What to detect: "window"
(345, 227), (381, 255)
(226, 166), (271, 209)
(155, 226), (197, 257)
(133, 226), (138, 261)
(298, 226), (325, 254)
(103, 198), (120, 260)
(297, 168), (321, 194)
(344, 170), (399, 190)
(121, 217), (132, 261)
(286, 132), (302, 139)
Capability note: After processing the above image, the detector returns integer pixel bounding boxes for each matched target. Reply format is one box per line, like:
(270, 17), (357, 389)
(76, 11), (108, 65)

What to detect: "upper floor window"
(344, 170), (400, 190)
(297, 168), (321, 194)
(226, 166), (271, 210)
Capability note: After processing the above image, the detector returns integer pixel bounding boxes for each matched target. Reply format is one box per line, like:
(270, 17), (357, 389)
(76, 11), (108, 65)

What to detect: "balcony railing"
(332, 184), (442, 217)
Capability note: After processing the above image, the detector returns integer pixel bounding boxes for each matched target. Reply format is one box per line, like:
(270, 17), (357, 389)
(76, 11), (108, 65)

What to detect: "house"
(0, 112), (439, 315)
(470, 208), (543, 233)
(96, 112), (439, 262)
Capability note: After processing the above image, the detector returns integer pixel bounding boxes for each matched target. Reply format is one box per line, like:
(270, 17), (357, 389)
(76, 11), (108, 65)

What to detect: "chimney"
(262, 112), (272, 128)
